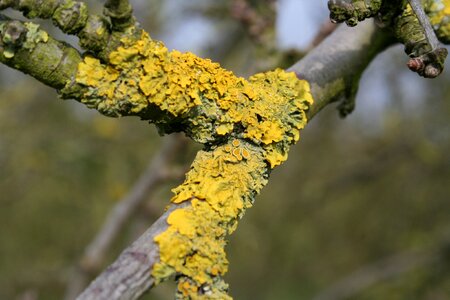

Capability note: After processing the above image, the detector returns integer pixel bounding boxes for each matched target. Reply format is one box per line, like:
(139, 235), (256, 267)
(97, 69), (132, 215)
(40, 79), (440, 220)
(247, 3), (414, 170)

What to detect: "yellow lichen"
(72, 30), (312, 150)
(70, 28), (314, 299)
(153, 141), (267, 299)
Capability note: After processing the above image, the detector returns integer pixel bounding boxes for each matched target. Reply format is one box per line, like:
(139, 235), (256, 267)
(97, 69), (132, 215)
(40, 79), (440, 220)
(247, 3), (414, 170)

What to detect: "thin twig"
(408, 0), (440, 50)
(64, 134), (187, 300)
(405, 0), (448, 78)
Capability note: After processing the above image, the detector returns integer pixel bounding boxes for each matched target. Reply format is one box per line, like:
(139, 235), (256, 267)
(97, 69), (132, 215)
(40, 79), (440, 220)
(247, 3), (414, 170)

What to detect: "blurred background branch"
(63, 134), (188, 300)
(313, 235), (450, 300)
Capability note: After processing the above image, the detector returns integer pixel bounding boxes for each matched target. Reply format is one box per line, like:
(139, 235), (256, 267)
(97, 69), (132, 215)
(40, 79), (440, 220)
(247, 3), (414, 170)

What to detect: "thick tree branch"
(76, 21), (394, 300)
(289, 20), (394, 118)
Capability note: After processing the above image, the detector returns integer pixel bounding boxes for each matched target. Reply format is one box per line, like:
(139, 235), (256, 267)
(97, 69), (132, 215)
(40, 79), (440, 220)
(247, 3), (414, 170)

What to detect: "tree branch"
(0, 15), (82, 89)
(408, 0), (440, 50)
(76, 21), (394, 300)
(405, 0), (448, 78)
(75, 202), (189, 300)
(289, 20), (393, 117)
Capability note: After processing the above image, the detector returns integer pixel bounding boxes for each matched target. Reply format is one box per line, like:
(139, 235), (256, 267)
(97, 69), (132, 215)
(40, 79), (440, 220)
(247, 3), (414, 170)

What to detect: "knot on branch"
(77, 15), (111, 52)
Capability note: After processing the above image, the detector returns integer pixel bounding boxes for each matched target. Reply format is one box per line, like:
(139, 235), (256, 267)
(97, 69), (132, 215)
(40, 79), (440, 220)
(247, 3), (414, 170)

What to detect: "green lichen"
(394, 3), (431, 57)
(23, 23), (48, 51)
(52, 0), (88, 34)
(328, 0), (383, 26)
(0, 22), (48, 59)
(328, 0), (450, 48)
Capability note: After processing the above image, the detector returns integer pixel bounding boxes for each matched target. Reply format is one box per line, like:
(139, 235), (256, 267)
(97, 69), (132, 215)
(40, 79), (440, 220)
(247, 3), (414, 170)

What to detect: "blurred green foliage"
(0, 1), (449, 300)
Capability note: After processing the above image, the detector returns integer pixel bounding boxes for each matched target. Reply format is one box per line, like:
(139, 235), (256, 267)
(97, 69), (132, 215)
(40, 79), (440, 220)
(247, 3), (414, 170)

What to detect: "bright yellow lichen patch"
(428, 0), (450, 43)
(72, 30), (313, 154)
(71, 28), (314, 299)
(152, 140), (268, 299)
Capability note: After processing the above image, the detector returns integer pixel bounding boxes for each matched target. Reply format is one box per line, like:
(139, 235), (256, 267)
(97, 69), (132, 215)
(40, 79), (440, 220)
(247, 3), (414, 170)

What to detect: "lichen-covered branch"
(0, 16), (81, 89)
(328, 0), (450, 77)
(0, 6), (313, 297)
(2, 1), (450, 300)
(60, 31), (313, 172)
(152, 140), (271, 299)
(0, 0), (140, 59)
(76, 21), (393, 300)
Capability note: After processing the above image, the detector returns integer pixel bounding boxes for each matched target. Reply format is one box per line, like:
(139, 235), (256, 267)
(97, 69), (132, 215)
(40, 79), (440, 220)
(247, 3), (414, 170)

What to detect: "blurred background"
(0, 0), (449, 299)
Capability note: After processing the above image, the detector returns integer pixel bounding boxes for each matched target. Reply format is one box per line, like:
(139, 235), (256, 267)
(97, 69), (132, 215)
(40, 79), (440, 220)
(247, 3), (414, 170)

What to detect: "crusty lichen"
(394, 2), (432, 57)
(70, 29), (313, 167)
(67, 28), (313, 299)
(152, 140), (268, 299)
(327, 0), (450, 49)
(328, 0), (383, 26)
